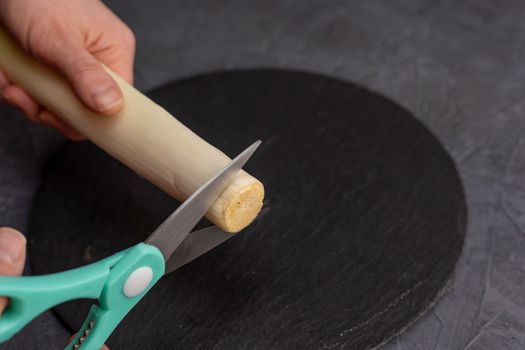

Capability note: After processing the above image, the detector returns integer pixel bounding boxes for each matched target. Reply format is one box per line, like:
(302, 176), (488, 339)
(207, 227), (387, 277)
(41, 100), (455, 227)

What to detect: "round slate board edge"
(28, 68), (468, 350)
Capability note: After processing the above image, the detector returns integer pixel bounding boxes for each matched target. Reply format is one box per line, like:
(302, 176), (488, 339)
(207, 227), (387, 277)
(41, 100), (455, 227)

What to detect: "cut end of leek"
(220, 181), (265, 233)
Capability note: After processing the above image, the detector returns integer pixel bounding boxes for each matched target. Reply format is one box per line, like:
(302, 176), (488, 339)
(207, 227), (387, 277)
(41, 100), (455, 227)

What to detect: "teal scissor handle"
(0, 243), (165, 350)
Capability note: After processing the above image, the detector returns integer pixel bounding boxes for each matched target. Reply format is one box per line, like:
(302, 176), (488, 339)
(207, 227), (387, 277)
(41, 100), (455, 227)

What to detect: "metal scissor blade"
(145, 141), (261, 260)
(165, 207), (270, 273)
(165, 225), (231, 273)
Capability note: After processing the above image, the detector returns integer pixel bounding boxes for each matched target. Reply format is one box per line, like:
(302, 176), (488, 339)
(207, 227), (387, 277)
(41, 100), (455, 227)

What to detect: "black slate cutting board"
(28, 69), (467, 349)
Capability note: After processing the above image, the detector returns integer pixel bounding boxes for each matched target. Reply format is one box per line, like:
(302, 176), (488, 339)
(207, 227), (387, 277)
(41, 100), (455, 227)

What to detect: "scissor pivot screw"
(123, 266), (154, 297)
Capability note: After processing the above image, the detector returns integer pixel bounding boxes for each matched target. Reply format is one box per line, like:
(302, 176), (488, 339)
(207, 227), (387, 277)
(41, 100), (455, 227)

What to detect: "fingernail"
(0, 228), (26, 264)
(91, 85), (122, 112)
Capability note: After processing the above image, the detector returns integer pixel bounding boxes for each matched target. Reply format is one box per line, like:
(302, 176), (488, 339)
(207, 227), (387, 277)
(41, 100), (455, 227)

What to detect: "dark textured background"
(0, 1), (524, 349)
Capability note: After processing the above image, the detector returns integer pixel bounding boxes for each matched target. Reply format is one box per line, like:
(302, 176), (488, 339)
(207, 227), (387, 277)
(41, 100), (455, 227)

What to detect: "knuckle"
(120, 26), (136, 50)
(70, 59), (101, 80)
(27, 19), (71, 60)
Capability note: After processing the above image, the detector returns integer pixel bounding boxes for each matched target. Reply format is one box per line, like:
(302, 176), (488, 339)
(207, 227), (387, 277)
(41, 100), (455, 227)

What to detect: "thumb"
(42, 41), (123, 115)
(0, 227), (26, 315)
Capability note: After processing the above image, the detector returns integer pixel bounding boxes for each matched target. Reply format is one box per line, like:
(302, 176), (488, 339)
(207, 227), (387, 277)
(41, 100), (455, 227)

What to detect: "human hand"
(0, 0), (136, 140)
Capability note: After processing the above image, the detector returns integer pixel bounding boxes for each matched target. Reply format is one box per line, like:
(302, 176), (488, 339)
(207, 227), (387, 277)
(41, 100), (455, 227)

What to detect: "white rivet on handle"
(123, 266), (154, 298)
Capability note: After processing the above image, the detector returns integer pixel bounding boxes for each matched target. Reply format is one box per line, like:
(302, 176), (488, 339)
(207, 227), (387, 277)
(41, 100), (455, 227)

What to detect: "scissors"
(0, 141), (262, 350)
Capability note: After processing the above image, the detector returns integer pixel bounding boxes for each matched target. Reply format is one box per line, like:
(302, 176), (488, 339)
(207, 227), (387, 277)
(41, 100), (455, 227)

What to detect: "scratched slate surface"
(0, 0), (524, 349)
(28, 70), (466, 349)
